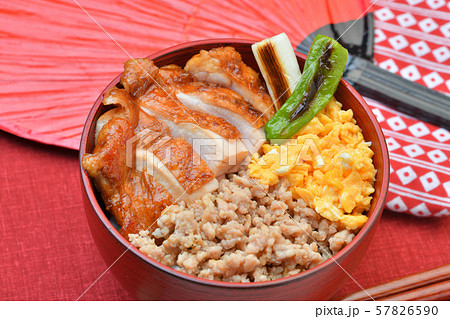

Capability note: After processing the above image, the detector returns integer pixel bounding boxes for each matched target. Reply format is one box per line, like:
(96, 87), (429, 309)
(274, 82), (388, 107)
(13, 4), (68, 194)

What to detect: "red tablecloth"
(1, 130), (449, 300)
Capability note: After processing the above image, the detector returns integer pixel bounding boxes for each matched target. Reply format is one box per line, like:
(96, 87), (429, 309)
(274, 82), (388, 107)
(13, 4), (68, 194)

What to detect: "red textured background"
(1, 0), (449, 300)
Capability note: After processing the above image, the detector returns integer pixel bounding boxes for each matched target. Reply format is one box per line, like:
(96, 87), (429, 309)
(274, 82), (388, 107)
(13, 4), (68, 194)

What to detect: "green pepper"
(265, 35), (348, 142)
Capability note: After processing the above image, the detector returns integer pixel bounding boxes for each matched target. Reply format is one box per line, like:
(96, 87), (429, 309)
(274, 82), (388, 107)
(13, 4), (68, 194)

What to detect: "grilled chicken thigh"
(83, 87), (218, 236)
(138, 83), (241, 139)
(185, 47), (275, 119)
(122, 61), (262, 175)
(176, 93), (265, 156)
(99, 88), (218, 196)
(83, 115), (173, 238)
(134, 137), (219, 203)
(95, 87), (166, 139)
(157, 65), (266, 128)
(155, 65), (267, 156)
(83, 90), (172, 237)
(137, 85), (247, 176)
(83, 48), (273, 241)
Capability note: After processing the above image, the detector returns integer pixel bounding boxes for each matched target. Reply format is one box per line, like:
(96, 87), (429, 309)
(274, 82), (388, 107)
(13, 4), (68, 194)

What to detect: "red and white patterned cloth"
(369, 0), (450, 217)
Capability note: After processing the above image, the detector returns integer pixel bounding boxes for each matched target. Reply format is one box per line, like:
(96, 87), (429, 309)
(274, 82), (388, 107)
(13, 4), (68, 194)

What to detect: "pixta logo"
(126, 128), (325, 173)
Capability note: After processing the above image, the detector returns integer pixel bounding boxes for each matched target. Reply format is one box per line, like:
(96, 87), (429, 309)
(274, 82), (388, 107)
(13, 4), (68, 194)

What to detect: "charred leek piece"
(252, 33), (302, 111)
(265, 35), (348, 142)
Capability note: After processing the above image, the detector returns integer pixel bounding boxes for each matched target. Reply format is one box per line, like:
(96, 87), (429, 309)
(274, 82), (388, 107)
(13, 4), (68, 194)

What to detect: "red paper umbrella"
(0, 0), (371, 150)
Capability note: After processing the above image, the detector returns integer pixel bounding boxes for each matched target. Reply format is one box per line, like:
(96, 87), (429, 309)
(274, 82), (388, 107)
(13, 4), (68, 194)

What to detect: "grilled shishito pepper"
(265, 35), (348, 142)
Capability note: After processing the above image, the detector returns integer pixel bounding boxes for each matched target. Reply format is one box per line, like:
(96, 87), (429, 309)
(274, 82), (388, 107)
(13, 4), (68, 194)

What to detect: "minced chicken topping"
(130, 170), (356, 282)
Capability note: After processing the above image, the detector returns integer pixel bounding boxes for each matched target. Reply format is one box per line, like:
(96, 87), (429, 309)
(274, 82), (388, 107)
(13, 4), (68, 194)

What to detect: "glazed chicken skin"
(121, 59), (248, 176)
(120, 60), (241, 138)
(121, 60), (267, 174)
(185, 46), (275, 119)
(120, 58), (158, 97)
(82, 48), (275, 240)
(138, 86), (248, 176)
(138, 83), (241, 140)
(154, 64), (267, 156)
(82, 87), (217, 236)
(96, 87), (217, 197)
(156, 65), (266, 128)
(83, 116), (172, 238)
(82, 88), (172, 237)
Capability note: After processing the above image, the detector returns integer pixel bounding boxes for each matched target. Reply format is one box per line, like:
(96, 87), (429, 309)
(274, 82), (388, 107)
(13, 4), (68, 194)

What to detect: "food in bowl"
(82, 35), (376, 283)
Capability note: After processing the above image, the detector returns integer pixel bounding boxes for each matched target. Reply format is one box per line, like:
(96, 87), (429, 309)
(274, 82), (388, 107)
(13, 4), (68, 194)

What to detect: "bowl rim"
(79, 38), (390, 289)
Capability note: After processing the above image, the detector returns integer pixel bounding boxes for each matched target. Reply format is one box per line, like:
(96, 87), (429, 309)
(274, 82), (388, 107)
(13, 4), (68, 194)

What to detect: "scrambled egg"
(249, 97), (376, 230)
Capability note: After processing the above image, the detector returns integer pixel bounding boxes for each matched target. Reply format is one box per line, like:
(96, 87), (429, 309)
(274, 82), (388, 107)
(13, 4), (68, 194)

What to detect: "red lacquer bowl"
(79, 39), (389, 300)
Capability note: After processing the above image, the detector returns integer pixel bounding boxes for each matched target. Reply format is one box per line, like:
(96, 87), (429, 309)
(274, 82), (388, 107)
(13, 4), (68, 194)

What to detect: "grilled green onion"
(265, 35), (348, 142)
